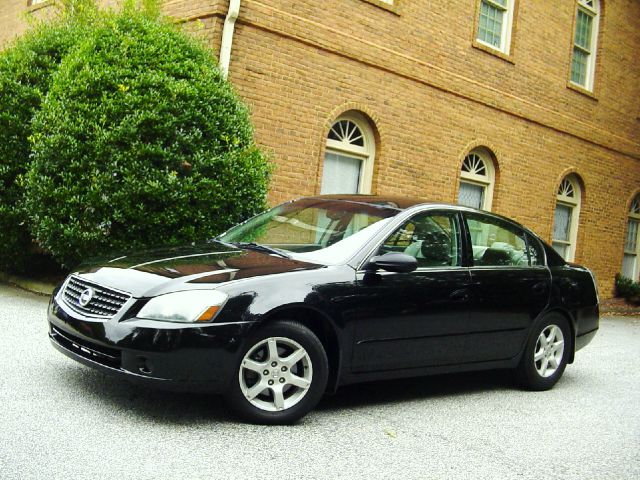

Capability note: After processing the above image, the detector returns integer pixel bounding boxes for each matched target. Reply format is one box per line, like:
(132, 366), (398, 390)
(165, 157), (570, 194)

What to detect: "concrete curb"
(0, 272), (55, 296)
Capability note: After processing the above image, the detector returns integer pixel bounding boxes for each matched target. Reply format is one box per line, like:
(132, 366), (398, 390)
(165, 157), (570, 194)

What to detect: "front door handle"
(532, 282), (547, 295)
(450, 289), (470, 302)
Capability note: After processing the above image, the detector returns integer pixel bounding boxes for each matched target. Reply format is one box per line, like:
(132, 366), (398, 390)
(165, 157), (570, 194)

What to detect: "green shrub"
(614, 273), (640, 303)
(0, 18), (91, 272)
(25, 11), (271, 268)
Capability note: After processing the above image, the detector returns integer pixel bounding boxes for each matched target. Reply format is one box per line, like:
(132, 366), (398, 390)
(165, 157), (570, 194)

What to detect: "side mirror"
(366, 252), (417, 273)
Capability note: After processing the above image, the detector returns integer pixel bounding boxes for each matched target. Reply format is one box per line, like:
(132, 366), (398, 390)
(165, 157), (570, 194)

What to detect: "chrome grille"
(61, 276), (130, 319)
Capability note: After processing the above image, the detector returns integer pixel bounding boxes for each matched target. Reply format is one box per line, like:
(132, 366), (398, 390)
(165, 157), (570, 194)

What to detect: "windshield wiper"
(210, 238), (238, 249)
(232, 242), (290, 258)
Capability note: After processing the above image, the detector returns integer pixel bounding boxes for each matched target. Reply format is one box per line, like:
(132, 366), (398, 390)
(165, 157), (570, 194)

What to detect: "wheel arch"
(256, 304), (342, 393)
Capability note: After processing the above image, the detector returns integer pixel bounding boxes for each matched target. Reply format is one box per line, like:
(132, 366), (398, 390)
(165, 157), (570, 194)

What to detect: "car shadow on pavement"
(56, 364), (237, 424)
(57, 363), (516, 424)
(317, 369), (516, 412)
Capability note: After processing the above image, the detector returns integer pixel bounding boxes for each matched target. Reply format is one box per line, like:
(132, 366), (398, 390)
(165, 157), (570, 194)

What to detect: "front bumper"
(48, 296), (254, 394)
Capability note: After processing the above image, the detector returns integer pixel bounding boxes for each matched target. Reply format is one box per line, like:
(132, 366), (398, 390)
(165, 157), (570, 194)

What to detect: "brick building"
(1, 0), (639, 297)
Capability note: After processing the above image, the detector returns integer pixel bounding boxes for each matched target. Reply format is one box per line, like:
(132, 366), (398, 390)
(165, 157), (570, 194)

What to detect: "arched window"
(622, 195), (640, 280)
(457, 148), (495, 211)
(570, 0), (600, 91)
(552, 175), (582, 261)
(320, 112), (375, 194)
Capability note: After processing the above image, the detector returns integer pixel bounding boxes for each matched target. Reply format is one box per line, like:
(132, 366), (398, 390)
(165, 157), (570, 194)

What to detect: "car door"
(351, 210), (473, 372)
(462, 212), (551, 362)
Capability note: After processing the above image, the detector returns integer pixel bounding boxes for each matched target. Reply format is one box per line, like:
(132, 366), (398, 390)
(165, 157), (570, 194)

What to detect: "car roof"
(300, 194), (529, 230)
(300, 194), (442, 211)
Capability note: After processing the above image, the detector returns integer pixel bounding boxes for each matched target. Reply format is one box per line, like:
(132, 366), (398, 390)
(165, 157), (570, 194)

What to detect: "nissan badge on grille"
(78, 287), (94, 307)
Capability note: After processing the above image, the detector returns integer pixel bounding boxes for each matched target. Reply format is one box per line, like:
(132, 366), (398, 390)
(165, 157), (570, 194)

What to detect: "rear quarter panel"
(548, 264), (599, 339)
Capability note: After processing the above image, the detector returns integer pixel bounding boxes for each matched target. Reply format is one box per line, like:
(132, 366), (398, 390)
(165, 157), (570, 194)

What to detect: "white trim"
(459, 148), (495, 211)
(629, 196), (640, 219)
(219, 0), (241, 79)
(570, 0), (600, 92)
(322, 112), (375, 194)
(476, 0), (515, 55)
(622, 195), (640, 281)
(552, 175), (581, 262)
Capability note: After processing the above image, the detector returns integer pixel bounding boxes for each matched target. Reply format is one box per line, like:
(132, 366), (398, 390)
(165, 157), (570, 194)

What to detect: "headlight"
(137, 290), (228, 323)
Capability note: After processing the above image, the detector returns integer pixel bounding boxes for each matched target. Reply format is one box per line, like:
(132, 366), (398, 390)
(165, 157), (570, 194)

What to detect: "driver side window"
(380, 213), (461, 268)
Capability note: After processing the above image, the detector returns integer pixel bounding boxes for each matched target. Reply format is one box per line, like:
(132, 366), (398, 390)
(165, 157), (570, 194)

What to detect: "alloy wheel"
(239, 336), (313, 412)
(534, 324), (565, 378)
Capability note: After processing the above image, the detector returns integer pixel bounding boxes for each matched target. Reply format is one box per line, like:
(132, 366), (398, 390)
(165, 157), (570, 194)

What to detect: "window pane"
(320, 152), (362, 194)
(466, 214), (529, 267)
(625, 219), (639, 252)
(574, 10), (593, 51)
(458, 182), (485, 209)
(477, 0), (504, 48)
(380, 213), (460, 268)
(622, 253), (637, 280)
(552, 204), (572, 242)
(571, 48), (588, 85)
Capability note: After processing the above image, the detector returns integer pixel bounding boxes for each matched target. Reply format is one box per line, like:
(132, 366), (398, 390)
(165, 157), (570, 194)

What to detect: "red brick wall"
(225, 0), (640, 297)
(1, 0), (639, 297)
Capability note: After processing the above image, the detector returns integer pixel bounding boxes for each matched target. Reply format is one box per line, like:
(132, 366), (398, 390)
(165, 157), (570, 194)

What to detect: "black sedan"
(48, 195), (599, 424)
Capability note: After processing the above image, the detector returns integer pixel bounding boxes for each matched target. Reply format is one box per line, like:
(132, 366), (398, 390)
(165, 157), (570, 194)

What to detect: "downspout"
(219, 0), (241, 80)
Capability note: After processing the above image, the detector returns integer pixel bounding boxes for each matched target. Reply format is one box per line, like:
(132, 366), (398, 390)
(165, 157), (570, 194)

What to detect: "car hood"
(74, 242), (323, 298)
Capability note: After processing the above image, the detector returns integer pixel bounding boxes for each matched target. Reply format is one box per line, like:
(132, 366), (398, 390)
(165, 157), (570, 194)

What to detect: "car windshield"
(217, 198), (401, 265)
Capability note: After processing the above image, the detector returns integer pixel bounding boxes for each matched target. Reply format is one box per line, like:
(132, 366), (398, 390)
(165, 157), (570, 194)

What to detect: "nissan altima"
(48, 195), (599, 424)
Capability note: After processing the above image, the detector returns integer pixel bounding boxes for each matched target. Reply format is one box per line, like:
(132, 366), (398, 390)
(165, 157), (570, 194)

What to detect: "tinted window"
(380, 213), (461, 268)
(525, 233), (545, 266)
(219, 199), (398, 253)
(465, 213), (530, 267)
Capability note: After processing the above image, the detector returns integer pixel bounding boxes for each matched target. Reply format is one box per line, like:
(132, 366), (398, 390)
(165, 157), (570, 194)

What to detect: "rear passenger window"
(465, 214), (530, 267)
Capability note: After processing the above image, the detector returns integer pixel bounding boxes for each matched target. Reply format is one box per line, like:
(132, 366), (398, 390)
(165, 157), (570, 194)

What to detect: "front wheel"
(515, 314), (571, 391)
(225, 320), (328, 424)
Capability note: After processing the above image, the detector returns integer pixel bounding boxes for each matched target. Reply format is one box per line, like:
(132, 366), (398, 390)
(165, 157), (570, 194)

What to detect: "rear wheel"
(226, 320), (328, 424)
(515, 313), (571, 391)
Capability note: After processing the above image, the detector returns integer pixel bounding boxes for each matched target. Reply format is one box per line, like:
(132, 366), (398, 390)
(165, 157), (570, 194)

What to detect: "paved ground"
(0, 283), (638, 480)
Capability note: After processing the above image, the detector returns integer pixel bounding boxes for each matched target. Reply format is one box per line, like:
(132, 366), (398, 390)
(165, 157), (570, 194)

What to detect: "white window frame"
(458, 148), (496, 211)
(570, 0), (600, 92)
(552, 176), (581, 262)
(321, 112), (375, 194)
(476, 0), (515, 55)
(622, 195), (640, 281)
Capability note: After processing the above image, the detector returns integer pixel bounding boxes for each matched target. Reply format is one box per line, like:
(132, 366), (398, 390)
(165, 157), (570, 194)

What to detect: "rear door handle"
(450, 289), (470, 302)
(532, 282), (547, 295)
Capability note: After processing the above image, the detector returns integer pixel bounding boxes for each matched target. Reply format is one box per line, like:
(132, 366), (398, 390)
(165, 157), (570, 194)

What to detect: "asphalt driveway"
(0, 283), (638, 479)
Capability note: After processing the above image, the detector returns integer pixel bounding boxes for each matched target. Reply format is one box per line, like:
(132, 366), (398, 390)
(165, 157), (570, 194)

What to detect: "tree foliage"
(24, 11), (270, 267)
(0, 13), (92, 272)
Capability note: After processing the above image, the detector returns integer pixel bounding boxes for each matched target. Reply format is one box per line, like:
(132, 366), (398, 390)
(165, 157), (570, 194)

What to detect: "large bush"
(0, 18), (90, 273)
(25, 12), (270, 268)
(615, 273), (640, 304)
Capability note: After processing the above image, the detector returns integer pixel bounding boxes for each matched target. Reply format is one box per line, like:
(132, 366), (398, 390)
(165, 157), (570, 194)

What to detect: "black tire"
(225, 320), (329, 424)
(515, 313), (572, 391)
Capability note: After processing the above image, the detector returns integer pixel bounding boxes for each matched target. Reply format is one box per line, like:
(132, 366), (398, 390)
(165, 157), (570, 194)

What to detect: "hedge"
(615, 273), (640, 303)
(24, 11), (271, 268)
(0, 18), (90, 272)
